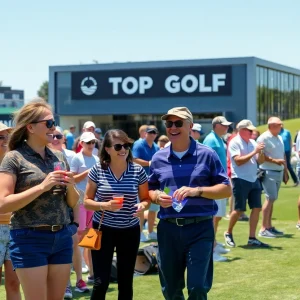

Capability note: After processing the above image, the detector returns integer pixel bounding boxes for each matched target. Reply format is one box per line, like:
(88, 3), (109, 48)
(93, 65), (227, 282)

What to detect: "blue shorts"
(9, 225), (73, 270)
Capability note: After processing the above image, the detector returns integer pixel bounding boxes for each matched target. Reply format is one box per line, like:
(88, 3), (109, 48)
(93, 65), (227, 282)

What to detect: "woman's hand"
(39, 171), (67, 192)
(102, 200), (123, 212)
(62, 172), (76, 188)
(133, 203), (146, 217)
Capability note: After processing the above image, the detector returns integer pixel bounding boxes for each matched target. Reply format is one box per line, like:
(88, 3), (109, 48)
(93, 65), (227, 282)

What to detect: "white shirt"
(229, 135), (258, 183)
(257, 131), (284, 171)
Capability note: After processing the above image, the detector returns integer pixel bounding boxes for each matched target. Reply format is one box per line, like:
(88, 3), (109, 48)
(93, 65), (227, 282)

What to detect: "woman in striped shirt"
(84, 129), (150, 300)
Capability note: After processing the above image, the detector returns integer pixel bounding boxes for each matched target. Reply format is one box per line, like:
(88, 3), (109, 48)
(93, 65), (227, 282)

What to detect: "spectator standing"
(258, 117), (288, 238)
(190, 123), (204, 142)
(224, 120), (268, 248)
(66, 125), (76, 150)
(157, 135), (169, 149)
(203, 116), (232, 262)
(138, 124), (148, 140)
(0, 123), (21, 300)
(149, 107), (231, 300)
(49, 126), (89, 297)
(84, 129), (150, 300)
(0, 100), (79, 300)
(132, 126), (160, 242)
(71, 132), (99, 284)
(280, 125), (298, 186)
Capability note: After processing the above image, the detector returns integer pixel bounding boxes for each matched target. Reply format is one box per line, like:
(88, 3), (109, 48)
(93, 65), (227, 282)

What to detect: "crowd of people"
(0, 98), (299, 300)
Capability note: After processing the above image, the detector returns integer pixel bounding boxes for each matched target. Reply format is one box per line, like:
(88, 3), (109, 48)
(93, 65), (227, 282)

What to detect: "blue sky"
(1, 0), (299, 99)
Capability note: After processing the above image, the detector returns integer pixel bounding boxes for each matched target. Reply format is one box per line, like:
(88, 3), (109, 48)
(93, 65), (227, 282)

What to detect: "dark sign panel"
(71, 66), (232, 99)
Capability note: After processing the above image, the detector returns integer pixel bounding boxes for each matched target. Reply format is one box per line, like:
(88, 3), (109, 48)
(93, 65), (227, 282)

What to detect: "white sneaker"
(258, 229), (276, 238)
(215, 244), (230, 254)
(148, 231), (157, 240)
(213, 252), (228, 262)
(140, 232), (149, 242)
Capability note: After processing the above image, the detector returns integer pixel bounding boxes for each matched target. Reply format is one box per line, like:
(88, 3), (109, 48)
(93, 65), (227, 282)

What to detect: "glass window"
(12, 94), (20, 100)
(0, 93), (4, 100)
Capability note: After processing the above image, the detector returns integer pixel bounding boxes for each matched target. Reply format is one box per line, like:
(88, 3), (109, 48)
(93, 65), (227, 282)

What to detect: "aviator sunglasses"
(32, 119), (56, 128)
(53, 134), (63, 140)
(85, 140), (96, 145)
(113, 143), (131, 151)
(165, 120), (184, 128)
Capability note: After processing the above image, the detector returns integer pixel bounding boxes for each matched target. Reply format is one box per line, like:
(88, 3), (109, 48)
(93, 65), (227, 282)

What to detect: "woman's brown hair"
(9, 98), (52, 150)
(100, 129), (134, 168)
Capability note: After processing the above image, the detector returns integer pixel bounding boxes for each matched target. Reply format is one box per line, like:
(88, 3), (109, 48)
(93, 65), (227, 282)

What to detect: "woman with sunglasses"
(84, 129), (150, 300)
(0, 99), (79, 300)
(70, 131), (99, 284)
(49, 126), (90, 297)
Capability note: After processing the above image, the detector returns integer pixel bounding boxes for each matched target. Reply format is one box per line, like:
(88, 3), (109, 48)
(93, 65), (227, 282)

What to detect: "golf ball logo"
(81, 77), (97, 96)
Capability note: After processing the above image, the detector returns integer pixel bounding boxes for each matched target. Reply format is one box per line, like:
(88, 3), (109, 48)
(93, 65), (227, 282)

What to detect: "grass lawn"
(1, 184), (300, 299)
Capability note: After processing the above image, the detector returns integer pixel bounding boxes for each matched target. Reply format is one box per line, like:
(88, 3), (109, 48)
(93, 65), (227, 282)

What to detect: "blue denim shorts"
(9, 225), (73, 269)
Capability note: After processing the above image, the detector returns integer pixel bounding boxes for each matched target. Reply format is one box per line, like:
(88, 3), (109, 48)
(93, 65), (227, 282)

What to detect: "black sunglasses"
(147, 131), (158, 134)
(53, 134), (63, 140)
(113, 143), (131, 151)
(165, 120), (184, 128)
(0, 135), (9, 140)
(85, 140), (96, 145)
(32, 119), (56, 128)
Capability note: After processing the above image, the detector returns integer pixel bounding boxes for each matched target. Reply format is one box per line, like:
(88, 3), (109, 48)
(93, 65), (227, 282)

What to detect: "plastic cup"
(113, 194), (124, 205)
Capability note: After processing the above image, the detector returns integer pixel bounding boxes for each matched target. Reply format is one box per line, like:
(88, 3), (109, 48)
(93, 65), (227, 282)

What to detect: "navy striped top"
(149, 138), (230, 218)
(88, 162), (148, 228)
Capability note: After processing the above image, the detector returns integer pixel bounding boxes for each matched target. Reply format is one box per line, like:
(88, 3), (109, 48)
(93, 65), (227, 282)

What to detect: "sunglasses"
(113, 143), (131, 151)
(165, 120), (184, 128)
(147, 131), (158, 134)
(0, 135), (9, 140)
(85, 140), (96, 145)
(32, 119), (56, 128)
(53, 134), (63, 140)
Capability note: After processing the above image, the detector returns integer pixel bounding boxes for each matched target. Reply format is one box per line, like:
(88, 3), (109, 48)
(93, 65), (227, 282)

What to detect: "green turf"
(1, 184), (300, 299)
(256, 118), (300, 140)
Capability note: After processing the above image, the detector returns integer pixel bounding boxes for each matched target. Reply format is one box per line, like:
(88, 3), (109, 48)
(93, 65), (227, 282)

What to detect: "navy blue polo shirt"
(148, 138), (230, 218)
(132, 138), (159, 175)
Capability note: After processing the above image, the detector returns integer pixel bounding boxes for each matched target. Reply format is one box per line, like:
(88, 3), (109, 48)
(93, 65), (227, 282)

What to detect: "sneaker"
(75, 279), (90, 293)
(296, 223), (300, 229)
(293, 182), (299, 187)
(82, 266), (89, 274)
(258, 229), (276, 238)
(87, 275), (94, 284)
(140, 232), (149, 242)
(269, 227), (284, 236)
(64, 285), (73, 299)
(247, 238), (269, 248)
(148, 231), (157, 240)
(238, 214), (249, 221)
(213, 252), (228, 262)
(215, 244), (230, 254)
(224, 232), (236, 248)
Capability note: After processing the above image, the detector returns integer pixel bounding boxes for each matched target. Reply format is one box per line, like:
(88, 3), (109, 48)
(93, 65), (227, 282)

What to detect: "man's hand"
(173, 186), (199, 201)
(283, 171), (289, 184)
(255, 142), (265, 154)
(156, 192), (173, 208)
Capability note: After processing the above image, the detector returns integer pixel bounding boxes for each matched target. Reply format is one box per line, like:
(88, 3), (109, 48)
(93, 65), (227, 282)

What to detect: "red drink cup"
(113, 194), (124, 205)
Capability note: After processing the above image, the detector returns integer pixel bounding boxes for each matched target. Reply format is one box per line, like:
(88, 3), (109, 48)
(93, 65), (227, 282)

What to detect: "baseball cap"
(192, 123), (204, 134)
(69, 124), (75, 129)
(95, 128), (102, 134)
(0, 122), (12, 133)
(80, 132), (97, 142)
(212, 116), (232, 126)
(146, 127), (158, 134)
(161, 107), (193, 123)
(83, 121), (96, 129)
(267, 117), (282, 125)
(237, 119), (257, 131)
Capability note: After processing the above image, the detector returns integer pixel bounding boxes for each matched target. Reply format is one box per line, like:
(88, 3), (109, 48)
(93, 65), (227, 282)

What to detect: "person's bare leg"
(214, 216), (222, 248)
(249, 208), (261, 238)
(4, 260), (21, 300)
(72, 234), (83, 282)
(261, 199), (272, 230)
(227, 210), (243, 234)
(148, 211), (157, 233)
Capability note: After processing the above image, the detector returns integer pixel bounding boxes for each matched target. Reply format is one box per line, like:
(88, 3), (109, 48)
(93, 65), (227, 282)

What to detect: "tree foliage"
(37, 81), (48, 102)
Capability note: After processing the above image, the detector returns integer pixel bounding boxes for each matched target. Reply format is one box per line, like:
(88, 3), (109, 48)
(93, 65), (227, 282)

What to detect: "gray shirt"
(229, 135), (258, 183)
(257, 131), (284, 171)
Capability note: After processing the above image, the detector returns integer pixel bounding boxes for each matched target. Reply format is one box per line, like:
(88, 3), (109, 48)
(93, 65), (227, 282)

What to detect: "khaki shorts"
(0, 224), (10, 266)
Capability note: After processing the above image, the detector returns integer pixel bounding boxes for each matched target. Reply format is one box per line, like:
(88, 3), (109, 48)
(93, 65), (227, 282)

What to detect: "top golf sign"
(71, 65), (232, 99)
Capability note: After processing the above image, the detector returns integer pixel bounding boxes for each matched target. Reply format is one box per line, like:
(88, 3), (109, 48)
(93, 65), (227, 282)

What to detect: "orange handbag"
(78, 213), (104, 250)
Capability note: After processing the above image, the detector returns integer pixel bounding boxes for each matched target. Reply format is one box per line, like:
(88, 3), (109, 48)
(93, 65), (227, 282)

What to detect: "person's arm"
(0, 171), (70, 213)
(256, 151), (265, 164)
(70, 155), (89, 183)
(73, 170), (89, 183)
(232, 142), (264, 166)
(264, 155), (285, 165)
(132, 143), (150, 167)
(133, 182), (151, 217)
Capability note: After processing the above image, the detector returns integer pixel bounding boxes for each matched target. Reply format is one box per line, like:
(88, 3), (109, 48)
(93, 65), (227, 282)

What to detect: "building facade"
(49, 57), (300, 139)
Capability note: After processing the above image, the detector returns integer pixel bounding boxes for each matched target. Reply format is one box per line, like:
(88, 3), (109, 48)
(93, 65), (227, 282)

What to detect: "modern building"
(49, 57), (300, 139)
(0, 86), (25, 126)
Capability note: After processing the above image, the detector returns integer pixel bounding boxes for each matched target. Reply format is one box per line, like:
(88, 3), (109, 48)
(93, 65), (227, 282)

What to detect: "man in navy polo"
(148, 107), (231, 300)
(132, 126), (160, 241)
